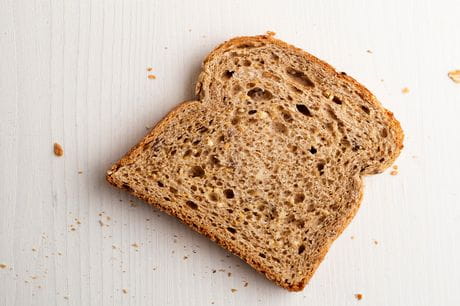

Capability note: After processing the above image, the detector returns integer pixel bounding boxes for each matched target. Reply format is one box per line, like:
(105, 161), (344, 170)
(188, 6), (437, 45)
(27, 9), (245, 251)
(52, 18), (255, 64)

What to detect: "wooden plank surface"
(1, 0), (459, 305)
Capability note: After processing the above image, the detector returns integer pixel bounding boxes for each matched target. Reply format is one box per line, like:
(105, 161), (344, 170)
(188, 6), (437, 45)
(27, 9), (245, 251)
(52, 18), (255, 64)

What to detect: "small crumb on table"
(122, 288), (128, 294)
(366, 49), (372, 53)
(0, 263), (7, 269)
(243, 281), (249, 287)
(53, 143), (64, 156)
(147, 74), (156, 80)
(373, 240), (379, 245)
(146, 67), (153, 72)
(401, 87), (410, 94)
(392, 165), (398, 170)
(390, 170), (398, 176)
(231, 288), (237, 293)
(355, 293), (363, 300)
(448, 70), (460, 83)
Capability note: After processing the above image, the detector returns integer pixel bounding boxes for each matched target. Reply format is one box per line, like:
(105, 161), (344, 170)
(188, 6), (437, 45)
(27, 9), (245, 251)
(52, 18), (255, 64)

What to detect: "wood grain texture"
(0, 0), (459, 305)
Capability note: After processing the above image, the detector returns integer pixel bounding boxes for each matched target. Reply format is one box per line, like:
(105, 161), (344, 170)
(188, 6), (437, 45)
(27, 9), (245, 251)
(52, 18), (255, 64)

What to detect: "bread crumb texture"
(106, 35), (404, 291)
(448, 70), (460, 83)
(355, 293), (363, 300)
(53, 142), (64, 156)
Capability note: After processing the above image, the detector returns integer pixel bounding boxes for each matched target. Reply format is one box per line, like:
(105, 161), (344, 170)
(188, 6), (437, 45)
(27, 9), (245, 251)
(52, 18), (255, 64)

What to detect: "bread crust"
(107, 34), (404, 291)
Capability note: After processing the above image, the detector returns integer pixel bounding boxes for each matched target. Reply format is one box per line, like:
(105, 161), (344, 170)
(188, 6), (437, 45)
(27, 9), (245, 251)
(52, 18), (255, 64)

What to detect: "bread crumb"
(227, 272), (232, 277)
(112, 244), (117, 249)
(448, 70), (460, 83)
(350, 236), (355, 240)
(373, 240), (379, 245)
(147, 67), (153, 72)
(401, 87), (410, 94)
(98, 220), (105, 227)
(147, 74), (156, 80)
(392, 165), (398, 170)
(390, 170), (398, 176)
(53, 143), (64, 156)
(78, 171), (83, 174)
(183, 256), (188, 260)
(355, 293), (363, 300)
(122, 288), (128, 294)
(0, 263), (7, 269)
(32, 248), (37, 252)
(266, 31), (276, 36)
(63, 296), (69, 300)
(131, 243), (139, 249)
(244, 281), (249, 287)
(231, 288), (237, 293)
(366, 49), (372, 54)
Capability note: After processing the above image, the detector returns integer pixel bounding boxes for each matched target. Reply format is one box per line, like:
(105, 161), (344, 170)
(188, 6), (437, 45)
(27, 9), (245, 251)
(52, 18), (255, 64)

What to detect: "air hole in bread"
(332, 96), (343, 105)
(243, 59), (251, 66)
(236, 43), (255, 49)
(381, 128), (388, 138)
(223, 189), (235, 199)
(209, 155), (220, 166)
(286, 67), (315, 88)
(227, 226), (237, 234)
(122, 184), (134, 193)
(248, 110), (257, 115)
(309, 146), (317, 154)
(298, 244), (306, 255)
(317, 163), (325, 175)
(273, 122), (288, 134)
(259, 253), (266, 258)
(208, 192), (219, 201)
(294, 193), (305, 203)
(222, 70), (234, 79)
(233, 84), (242, 94)
(282, 111), (293, 123)
(271, 53), (280, 61)
(247, 82), (255, 88)
(164, 197), (171, 201)
(296, 104), (312, 117)
(190, 166), (205, 178)
(247, 87), (273, 101)
(231, 117), (240, 125)
(361, 105), (371, 114)
(186, 200), (198, 210)
(157, 181), (164, 187)
(190, 185), (197, 191)
(169, 187), (177, 194)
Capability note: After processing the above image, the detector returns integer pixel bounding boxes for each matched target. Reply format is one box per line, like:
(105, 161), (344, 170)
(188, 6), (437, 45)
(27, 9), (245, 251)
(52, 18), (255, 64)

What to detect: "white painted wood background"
(1, 0), (459, 305)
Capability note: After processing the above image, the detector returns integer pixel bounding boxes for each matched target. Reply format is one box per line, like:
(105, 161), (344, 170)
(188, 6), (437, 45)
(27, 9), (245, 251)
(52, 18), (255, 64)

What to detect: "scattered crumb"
(373, 240), (379, 245)
(390, 170), (398, 176)
(147, 74), (156, 80)
(183, 256), (188, 260)
(146, 218), (150, 221)
(145, 126), (151, 131)
(227, 272), (232, 277)
(355, 293), (363, 300)
(32, 248), (37, 252)
(266, 31), (276, 36)
(380, 79), (384, 82)
(218, 268), (226, 272)
(38, 285), (42, 289)
(53, 143), (64, 157)
(63, 296), (69, 300)
(98, 220), (105, 227)
(231, 288), (237, 293)
(188, 29), (192, 32)
(350, 236), (355, 240)
(212, 269), (216, 273)
(366, 50), (372, 53)
(392, 165), (398, 170)
(112, 245), (117, 249)
(131, 243), (139, 248)
(164, 46), (168, 50)
(244, 281), (249, 287)
(31, 276), (37, 280)
(78, 171), (83, 174)
(70, 227), (76, 231)
(57, 252), (62, 256)
(146, 67), (153, 72)
(129, 200), (137, 207)
(448, 70), (460, 83)
(401, 87), (410, 94)
(106, 216), (111, 221)
(122, 288), (128, 294)
(0, 263), (7, 269)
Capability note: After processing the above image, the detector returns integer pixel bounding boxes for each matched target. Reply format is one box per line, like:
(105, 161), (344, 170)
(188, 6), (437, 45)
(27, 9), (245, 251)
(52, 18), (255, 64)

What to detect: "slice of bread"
(107, 34), (403, 291)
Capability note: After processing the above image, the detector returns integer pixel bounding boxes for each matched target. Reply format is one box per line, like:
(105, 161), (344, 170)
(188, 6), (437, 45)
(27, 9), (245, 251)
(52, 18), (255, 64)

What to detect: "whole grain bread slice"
(107, 34), (403, 291)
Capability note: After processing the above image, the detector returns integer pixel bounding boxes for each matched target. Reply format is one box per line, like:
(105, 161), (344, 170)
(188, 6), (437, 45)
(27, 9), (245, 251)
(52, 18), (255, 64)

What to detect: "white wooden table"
(1, 0), (459, 305)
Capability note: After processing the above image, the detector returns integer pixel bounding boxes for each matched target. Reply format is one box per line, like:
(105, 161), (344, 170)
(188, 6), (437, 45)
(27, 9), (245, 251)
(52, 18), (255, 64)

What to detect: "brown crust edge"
(107, 34), (404, 291)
